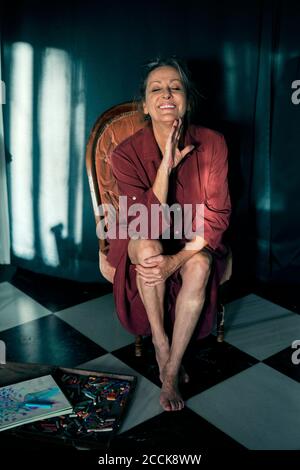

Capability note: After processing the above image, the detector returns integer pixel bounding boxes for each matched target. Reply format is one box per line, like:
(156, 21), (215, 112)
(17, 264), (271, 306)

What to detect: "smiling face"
(142, 66), (187, 124)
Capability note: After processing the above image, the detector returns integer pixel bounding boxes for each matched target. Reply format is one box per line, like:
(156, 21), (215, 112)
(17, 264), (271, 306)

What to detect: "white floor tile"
(54, 294), (134, 351)
(78, 354), (162, 433)
(224, 294), (300, 360)
(187, 362), (300, 449)
(0, 282), (51, 332)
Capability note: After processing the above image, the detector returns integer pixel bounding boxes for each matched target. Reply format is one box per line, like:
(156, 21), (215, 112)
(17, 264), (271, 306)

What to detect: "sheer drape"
(0, 39), (11, 264)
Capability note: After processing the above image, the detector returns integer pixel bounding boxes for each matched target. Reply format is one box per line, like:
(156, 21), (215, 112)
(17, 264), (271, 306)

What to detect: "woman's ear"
(142, 101), (148, 115)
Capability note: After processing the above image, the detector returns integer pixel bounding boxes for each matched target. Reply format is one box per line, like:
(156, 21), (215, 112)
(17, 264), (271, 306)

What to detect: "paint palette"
(13, 367), (137, 449)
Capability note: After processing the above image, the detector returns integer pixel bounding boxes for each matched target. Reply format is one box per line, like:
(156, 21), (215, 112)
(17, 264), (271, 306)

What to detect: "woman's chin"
(154, 116), (181, 125)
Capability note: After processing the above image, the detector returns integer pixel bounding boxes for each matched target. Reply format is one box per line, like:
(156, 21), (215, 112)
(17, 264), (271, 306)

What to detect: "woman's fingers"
(135, 263), (161, 275)
(169, 118), (182, 143)
(145, 279), (165, 286)
(140, 259), (159, 267)
(163, 117), (184, 171)
(144, 254), (163, 264)
(168, 119), (178, 142)
(136, 272), (162, 281)
(175, 117), (182, 140)
(135, 262), (164, 283)
(181, 144), (195, 158)
(172, 118), (182, 143)
(135, 266), (162, 279)
(137, 274), (164, 284)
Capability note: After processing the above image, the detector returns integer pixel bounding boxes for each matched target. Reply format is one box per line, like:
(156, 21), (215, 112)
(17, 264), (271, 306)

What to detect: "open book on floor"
(0, 374), (73, 432)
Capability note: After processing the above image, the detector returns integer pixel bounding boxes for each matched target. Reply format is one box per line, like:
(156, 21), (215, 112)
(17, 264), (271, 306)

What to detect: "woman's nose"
(162, 87), (172, 98)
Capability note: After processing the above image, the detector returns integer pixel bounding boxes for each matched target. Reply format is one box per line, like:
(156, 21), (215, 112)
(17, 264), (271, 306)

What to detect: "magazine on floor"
(0, 374), (73, 432)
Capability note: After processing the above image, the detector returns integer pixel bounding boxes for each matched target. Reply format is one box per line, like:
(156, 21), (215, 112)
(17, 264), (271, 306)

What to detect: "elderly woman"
(106, 57), (231, 412)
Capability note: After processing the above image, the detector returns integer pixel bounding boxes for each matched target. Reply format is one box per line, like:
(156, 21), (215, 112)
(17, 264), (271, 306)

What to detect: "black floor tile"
(263, 345), (300, 383)
(112, 335), (258, 399)
(0, 315), (107, 367)
(0, 265), (17, 283)
(111, 406), (244, 453)
(218, 276), (253, 304)
(253, 280), (300, 315)
(181, 336), (259, 399)
(10, 267), (112, 312)
(112, 336), (162, 387)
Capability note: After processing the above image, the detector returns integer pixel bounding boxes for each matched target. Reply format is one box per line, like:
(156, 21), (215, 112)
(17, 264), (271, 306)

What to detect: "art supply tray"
(11, 366), (137, 450)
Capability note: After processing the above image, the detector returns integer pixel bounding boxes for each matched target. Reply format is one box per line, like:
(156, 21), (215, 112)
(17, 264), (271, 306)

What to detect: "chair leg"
(216, 303), (225, 343)
(135, 335), (143, 357)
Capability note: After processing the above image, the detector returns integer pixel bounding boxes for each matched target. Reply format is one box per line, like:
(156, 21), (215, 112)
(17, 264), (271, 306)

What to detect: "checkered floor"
(1, 267), (300, 453)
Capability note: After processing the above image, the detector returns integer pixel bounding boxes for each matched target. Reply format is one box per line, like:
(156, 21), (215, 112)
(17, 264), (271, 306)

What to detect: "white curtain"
(0, 41), (11, 264)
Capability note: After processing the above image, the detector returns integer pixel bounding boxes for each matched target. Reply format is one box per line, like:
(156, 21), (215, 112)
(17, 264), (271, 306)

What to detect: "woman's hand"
(161, 118), (195, 174)
(135, 254), (178, 286)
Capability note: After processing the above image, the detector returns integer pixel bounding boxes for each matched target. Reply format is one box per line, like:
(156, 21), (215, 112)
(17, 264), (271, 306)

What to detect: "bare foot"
(163, 364), (190, 385)
(159, 371), (184, 412)
(153, 341), (190, 385)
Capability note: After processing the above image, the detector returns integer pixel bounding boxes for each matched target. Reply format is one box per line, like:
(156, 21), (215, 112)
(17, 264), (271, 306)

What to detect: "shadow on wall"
(50, 224), (80, 271)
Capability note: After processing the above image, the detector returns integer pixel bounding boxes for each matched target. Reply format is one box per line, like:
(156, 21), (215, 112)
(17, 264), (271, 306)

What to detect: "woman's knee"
(180, 251), (212, 289)
(128, 239), (163, 265)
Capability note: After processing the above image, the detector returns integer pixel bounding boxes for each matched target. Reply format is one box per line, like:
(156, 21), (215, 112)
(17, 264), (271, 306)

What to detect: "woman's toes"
(159, 395), (171, 411)
(159, 379), (184, 412)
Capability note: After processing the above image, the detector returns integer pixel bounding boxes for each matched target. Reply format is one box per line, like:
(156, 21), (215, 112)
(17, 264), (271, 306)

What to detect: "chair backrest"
(86, 101), (147, 254)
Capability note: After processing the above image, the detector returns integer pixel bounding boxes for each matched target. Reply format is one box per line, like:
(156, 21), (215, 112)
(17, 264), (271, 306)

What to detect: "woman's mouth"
(158, 104), (176, 109)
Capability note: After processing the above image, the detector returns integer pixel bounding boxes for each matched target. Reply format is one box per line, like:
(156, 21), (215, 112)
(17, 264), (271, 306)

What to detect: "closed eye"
(151, 87), (182, 92)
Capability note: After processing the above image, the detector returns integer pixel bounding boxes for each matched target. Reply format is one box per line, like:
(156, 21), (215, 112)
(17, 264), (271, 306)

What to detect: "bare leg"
(128, 240), (170, 378)
(160, 251), (212, 412)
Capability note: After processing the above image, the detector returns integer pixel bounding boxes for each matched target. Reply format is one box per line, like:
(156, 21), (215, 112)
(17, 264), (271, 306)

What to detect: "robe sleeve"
(106, 145), (165, 268)
(196, 134), (231, 250)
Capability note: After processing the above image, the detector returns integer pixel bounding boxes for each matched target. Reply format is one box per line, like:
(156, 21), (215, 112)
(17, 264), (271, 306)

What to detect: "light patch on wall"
(222, 42), (238, 118)
(73, 66), (85, 248)
(257, 195), (284, 213)
(8, 43), (86, 271)
(1, 80), (5, 104)
(38, 48), (71, 267)
(9, 42), (34, 260)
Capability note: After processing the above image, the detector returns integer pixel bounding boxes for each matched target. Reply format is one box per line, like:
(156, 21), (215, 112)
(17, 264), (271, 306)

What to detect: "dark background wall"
(2, 0), (300, 285)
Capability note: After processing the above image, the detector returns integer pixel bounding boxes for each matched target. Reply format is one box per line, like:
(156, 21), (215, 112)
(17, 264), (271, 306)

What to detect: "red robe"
(106, 123), (231, 340)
